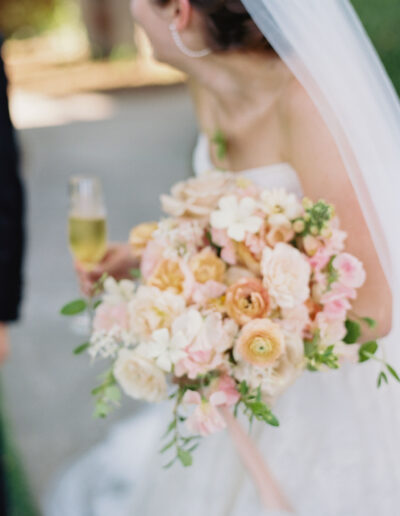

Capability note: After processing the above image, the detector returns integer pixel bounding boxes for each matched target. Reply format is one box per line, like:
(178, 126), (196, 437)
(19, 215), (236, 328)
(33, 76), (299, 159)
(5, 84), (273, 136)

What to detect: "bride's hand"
(74, 242), (140, 296)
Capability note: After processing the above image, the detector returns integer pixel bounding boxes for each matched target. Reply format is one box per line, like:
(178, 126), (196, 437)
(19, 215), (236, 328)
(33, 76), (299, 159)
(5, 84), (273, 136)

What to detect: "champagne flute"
(68, 176), (107, 334)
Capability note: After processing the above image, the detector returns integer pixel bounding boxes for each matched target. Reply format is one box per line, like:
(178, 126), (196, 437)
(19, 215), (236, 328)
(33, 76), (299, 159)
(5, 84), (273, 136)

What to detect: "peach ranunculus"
(161, 171), (235, 218)
(113, 349), (167, 403)
(189, 248), (226, 284)
(265, 224), (295, 248)
(129, 222), (158, 257)
(226, 278), (270, 326)
(147, 258), (194, 298)
(128, 286), (186, 339)
(235, 319), (284, 367)
(261, 242), (311, 309)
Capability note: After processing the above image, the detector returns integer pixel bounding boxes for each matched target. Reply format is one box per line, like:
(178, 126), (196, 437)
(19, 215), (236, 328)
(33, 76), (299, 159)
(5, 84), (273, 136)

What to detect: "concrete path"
(2, 84), (197, 507)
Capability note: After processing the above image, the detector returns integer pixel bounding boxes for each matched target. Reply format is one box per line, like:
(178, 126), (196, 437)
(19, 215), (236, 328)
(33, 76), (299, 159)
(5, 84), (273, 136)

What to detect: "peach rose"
(235, 319), (284, 367)
(147, 258), (194, 298)
(161, 171), (235, 218)
(129, 222), (158, 257)
(189, 248), (226, 284)
(265, 225), (295, 248)
(226, 278), (270, 326)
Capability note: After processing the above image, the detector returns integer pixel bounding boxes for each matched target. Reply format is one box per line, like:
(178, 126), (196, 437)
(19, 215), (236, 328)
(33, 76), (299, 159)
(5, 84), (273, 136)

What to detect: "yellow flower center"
(250, 336), (273, 356)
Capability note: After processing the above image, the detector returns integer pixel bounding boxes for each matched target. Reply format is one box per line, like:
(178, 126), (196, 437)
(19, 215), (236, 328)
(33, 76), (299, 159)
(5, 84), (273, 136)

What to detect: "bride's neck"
(182, 51), (290, 105)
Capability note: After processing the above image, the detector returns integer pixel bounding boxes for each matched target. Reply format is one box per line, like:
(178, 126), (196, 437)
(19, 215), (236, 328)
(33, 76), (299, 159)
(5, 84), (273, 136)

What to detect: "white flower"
(316, 312), (347, 346)
(129, 286), (186, 339)
(153, 218), (205, 259)
(259, 188), (303, 220)
(172, 309), (238, 353)
(210, 196), (263, 242)
(261, 242), (311, 309)
(102, 277), (136, 305)
(89, 328), (122, 359)
(113, 349), (167, 402)
(138, 328), (187, 372)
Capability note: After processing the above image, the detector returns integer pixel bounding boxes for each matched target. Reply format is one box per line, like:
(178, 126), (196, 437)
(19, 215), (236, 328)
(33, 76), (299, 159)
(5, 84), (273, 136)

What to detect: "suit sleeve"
(0, 39), (25, 322)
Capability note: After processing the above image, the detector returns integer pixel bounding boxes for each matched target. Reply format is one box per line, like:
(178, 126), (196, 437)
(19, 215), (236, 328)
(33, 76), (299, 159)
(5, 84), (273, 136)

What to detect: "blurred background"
(0, 0), (399, 514)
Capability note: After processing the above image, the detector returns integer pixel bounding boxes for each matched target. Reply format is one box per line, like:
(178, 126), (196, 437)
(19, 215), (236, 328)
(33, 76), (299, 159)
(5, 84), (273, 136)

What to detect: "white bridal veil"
(241, 0), (400, 327)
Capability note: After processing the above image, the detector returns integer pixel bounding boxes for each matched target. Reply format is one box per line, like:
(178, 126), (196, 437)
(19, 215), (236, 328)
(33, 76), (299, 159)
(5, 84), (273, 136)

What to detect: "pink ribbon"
(221, 407), (294, 513)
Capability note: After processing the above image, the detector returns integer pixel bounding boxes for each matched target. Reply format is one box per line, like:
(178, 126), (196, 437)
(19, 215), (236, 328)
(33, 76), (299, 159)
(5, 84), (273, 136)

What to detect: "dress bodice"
(193, 132), (304, 198)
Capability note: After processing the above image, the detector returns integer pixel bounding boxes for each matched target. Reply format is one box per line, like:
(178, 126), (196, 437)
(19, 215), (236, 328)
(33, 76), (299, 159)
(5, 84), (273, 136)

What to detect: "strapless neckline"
(193, 133), (304, 198)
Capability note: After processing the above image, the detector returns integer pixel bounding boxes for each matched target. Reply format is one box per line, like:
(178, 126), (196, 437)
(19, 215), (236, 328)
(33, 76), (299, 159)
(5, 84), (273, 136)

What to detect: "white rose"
(261, 242), (311, 309)
(129, 286), (186, 339)
(114, 349), (167, 402)
(102, 277), (136, 305)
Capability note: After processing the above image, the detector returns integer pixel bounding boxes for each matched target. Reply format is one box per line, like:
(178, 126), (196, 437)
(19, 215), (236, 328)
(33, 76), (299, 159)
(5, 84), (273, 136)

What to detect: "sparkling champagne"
(68, 215), (107, 267)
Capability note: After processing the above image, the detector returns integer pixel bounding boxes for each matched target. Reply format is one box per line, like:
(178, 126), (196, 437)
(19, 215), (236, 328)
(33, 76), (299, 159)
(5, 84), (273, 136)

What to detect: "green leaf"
(93, 300), (102, 309)
(359, 341), (378, 363)
(60, 299), (87, 316)
(130, 268), (142, 279)
(73, 342), (90, 355)
(239, 381), (249, 396)
(362, 317), (377, 329)
(386, 364), (400, 383)
(163, 457), (177, 469)
(211, 129), (227, 161)
(246, 401), (279, 427)
(177, 448), (193, 467)
(105, 385), (122, 402)
(344, 320), (361, 344)
(163, 419), (177, 438)
(159, 438), (176, 454)
(377, 371), (388, 388)
(94, 400), (109, 419)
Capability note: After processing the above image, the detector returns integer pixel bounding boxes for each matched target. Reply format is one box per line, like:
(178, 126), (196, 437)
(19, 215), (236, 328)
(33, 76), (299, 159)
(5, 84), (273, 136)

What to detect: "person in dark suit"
(0, 35), (25, 515)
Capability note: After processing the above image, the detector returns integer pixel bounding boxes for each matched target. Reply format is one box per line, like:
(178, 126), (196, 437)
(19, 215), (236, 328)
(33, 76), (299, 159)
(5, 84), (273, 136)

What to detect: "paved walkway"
(2, 84), (197, 507)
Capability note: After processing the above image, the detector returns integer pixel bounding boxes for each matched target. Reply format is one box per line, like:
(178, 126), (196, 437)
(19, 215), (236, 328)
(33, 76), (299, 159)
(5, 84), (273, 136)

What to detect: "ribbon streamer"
(221, 407), (294, 514)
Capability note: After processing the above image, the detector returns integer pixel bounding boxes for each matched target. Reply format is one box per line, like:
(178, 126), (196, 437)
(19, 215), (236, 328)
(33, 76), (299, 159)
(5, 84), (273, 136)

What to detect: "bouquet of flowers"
(62, 171), (399, 468)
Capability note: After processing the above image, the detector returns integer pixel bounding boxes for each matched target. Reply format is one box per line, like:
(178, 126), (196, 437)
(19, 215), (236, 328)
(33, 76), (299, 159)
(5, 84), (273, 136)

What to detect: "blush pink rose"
(322, 298), (351, 319)
(183, 390), (227, 436)
(93, 303), (130, 332)
(333, 253), (366, 289)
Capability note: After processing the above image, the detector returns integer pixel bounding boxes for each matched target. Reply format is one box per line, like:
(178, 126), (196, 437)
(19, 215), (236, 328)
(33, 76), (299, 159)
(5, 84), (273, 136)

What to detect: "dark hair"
(156, 0), (272, 52)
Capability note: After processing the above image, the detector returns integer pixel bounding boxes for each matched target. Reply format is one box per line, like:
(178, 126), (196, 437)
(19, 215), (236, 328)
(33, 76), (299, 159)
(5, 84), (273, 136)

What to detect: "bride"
(51, 1), (400, 515)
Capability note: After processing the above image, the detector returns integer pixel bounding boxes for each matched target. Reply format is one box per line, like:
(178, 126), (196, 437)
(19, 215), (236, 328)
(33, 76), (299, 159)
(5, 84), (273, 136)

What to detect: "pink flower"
(322, 298), (351, 319)
(208, 375), (240, 407)
(244, 232), (264, 257)
(325, 228), (347, 254)
(210, 228), (236, 265)
(140, 240), (164, 280)
(321, 282), (357, 303)
(183, 390), (227, 436)
(93, 302), (129, 332)
(192, 281), (227, 305)
(333, 253), (366, 289)
(175, 348), (225, 379)
(315, 312), (347, 346)
(309, 247), (331, 273)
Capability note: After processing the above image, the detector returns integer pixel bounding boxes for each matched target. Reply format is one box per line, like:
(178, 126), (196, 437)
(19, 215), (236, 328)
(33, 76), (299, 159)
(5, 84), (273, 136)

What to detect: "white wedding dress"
(46, 134), (400, 516)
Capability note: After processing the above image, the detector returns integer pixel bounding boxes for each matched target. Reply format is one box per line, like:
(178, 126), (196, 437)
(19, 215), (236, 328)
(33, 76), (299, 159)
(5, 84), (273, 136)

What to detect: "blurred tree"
(79, 0), (136, 59)
(0, 0), (57, 38)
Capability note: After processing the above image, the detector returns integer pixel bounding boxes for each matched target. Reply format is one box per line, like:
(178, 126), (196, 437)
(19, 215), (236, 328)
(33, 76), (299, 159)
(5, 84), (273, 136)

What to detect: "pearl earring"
(169, 22), (211, 58)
